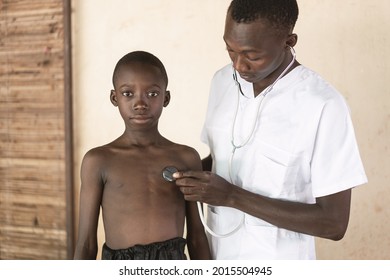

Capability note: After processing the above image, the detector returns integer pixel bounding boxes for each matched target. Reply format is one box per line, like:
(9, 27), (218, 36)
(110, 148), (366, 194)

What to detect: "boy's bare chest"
(102, 148), (187, 193)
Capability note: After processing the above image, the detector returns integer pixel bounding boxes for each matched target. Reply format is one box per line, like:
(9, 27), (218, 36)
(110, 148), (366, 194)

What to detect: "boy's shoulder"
(167, 141), (200, 157)
(164, 141), (201, 167)
(82, 143), (115, 163)
(83, 135), (132, 157)
(167, 140), (195, 150)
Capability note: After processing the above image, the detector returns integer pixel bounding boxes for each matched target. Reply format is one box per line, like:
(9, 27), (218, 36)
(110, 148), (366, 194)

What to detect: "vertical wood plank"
(0, 0), (70, 259)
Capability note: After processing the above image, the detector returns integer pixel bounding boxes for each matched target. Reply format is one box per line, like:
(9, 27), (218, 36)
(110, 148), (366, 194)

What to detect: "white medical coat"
(201, 64), (367, 259)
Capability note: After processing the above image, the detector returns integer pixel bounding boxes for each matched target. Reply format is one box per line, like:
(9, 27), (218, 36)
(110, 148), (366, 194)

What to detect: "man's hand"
(173, 170), (235, 206)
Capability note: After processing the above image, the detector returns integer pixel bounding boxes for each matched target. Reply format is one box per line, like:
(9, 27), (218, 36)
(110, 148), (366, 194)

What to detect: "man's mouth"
(238, 72), (254, 81)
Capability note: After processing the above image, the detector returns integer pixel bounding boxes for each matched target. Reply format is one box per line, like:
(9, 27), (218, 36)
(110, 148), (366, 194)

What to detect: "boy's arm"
(186, 201), (211, 260)
(73, 150), (104, 259)
(201, 154), (212, 171)
(183, 148), (211, 260)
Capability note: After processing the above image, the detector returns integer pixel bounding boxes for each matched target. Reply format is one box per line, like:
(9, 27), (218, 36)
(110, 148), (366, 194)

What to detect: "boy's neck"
(121, 129), (164, 147)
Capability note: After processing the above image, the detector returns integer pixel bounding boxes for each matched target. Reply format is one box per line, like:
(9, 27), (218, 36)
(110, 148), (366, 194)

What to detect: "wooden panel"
(0, 0), (69, 259)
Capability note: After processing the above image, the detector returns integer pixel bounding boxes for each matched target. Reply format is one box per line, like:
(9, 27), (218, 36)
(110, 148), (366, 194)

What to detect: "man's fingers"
(180, 185), (206, 195)
(181, 189), (203, 202)
(183, 194), (201, 202)
(173, 170), (204, 179)
(176, 177), (197, 187)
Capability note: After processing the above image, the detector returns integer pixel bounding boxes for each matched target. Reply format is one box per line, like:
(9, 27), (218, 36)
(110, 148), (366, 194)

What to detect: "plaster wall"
(72, 0), (390, 259)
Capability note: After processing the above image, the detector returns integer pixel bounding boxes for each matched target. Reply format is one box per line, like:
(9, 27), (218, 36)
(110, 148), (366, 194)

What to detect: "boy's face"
(223, 14), (293, 85)
(111, 62), (170, 130)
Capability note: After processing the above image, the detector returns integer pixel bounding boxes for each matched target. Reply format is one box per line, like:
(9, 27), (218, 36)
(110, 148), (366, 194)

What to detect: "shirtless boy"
(73, 51), (211, 260)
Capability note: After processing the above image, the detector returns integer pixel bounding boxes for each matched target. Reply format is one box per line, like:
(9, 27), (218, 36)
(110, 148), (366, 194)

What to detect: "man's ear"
(163, 90), (171, 107)
(110, 90), (118, 106)
(286, 33), (298, 49)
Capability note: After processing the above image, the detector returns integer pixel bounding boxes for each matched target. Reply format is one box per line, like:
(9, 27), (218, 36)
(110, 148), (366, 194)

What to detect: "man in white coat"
(174, 0), (367, 259)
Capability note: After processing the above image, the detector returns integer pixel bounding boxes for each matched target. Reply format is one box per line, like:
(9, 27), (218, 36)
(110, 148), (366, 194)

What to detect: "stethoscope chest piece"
(162, 166), (178, 182)
(162, 165), (242, 238)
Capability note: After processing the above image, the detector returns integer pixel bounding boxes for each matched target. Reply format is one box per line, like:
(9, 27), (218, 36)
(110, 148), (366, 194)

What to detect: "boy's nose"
(133, 97), (148, 110)
(133, 102), (147, 110)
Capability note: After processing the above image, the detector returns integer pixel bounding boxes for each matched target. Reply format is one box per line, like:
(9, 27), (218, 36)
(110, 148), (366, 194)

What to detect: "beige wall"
(72, 0), (390, 259)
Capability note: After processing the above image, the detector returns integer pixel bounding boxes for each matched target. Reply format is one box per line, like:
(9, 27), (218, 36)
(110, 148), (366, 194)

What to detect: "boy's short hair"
(228, 0), (299, 33)
(112, 51), (168, 88)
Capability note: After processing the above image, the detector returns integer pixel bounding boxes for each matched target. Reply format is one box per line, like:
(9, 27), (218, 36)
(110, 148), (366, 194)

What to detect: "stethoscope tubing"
(164, 47), (297, 239)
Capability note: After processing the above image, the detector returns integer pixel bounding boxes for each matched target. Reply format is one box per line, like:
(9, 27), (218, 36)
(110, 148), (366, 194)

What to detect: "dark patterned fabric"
(102, 237), (187, 260)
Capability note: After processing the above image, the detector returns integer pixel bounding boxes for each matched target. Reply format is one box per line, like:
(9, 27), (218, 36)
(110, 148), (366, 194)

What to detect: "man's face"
(223, 14), (288, 87)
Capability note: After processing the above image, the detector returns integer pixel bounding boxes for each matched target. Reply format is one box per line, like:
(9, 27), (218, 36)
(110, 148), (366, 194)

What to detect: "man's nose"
(233, 55), (249, 73)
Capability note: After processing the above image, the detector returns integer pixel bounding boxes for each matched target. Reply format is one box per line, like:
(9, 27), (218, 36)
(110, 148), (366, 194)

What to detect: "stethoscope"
(230, 46), (297, 182)
(162, 47), (297, 238)
(162, 166), (237, 238)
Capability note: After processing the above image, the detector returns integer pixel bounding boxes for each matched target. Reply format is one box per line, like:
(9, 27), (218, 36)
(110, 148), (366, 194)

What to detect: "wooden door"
(0, 0), (74, 259)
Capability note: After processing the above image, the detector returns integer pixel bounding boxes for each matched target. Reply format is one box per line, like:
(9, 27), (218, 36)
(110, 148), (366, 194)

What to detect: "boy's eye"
(148, 91), (159, 97)
(122, 91), (133, 97)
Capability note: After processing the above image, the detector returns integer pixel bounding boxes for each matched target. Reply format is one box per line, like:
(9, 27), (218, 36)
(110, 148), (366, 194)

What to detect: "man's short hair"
(228, 0), (299, 33)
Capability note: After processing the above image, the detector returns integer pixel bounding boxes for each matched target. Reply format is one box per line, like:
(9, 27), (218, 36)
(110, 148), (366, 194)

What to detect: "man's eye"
(247, 53), (264, 61)
(246, 55), (262, 61)
(122, 91), (133, 97)
(148, 92), (159, 97)
(227, 49), (235, 56)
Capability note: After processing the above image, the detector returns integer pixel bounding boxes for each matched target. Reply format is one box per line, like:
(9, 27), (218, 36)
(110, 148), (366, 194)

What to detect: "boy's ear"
(110, 90), (118, 106)
(163, 90), (171, 107)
